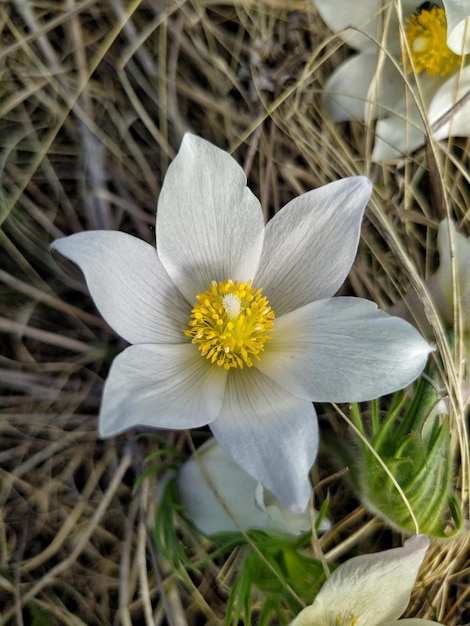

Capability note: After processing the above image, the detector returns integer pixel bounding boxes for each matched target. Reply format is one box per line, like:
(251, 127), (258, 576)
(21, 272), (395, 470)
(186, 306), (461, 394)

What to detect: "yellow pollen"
(404, 6), (462, 76)
(185, 279), (275, 370)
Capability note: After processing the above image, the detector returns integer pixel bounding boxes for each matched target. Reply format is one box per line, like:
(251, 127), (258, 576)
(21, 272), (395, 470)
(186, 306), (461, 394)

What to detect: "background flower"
(289, 535), (444, 626)
(176, 438), (331, 536)
(391, 219), (470, 340)
(52, 134), (431, 512)
(314, 0), (470, 160)
(390, 219), (470, 411)
(443, 0), (470, 54)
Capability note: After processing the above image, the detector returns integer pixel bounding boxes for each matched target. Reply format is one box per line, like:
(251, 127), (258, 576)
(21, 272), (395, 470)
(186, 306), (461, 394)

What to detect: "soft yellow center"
(185, 279), (275, 370)
(404, 5), (462, 76)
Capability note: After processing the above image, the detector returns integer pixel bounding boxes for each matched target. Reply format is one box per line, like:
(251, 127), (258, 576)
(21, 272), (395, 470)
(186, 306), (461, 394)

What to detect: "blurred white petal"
(371, 72), (442, 161)
(290, 535), (431, 626)
(372, 113), (427, 161)
(177, 439), (270, 534)
(177, 438), (329, 536)
(260, 486), (331, 535)
(382, 621), (444, 626)
(313, 0), (469, 158)
(443, 0), (470, 54)
(429, 65), (470, 141)
(314, 0), (410, 53)
(435, 218), (470, 324)
(389, 219), (470, 338)
(322, 53), (377, 121)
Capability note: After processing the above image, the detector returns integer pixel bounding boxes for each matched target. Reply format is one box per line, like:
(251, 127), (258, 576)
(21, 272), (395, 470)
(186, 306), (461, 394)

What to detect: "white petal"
(371, 73), (446, 161)
(257, 298), (432, 403)
(288, 601), (329, 626)
(98, 344), (227, 437)
(428, 65), (470, 142)
(389, 219), (470, 333)
(176, 439), (270, 535)
(254, 178), (371, 317)
(210, 367), (318, 512)
(371, 88), (427, 161)
(322, 53), (377, 122)
(372, 111), (426, 161)
(178, 438), (325, 536)
(435, 218), (470, 323)
(52, 231), (189, 344)
(156, 134), (265, 303)
(324, 49), (439, 143)
(314, 0), (379, 49)
(323, 53), (412, 124)
(313, 0), (410, 53)
(382, 621), (445, 626)
(388, 273), (445, 335)
(290, 535), (430, 626)
(443, 0), (470, 54)
(260, 488), (331, 535)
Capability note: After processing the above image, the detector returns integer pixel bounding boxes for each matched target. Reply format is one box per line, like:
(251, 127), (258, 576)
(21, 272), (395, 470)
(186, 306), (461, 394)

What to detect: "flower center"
(185, 279), (275, 370)
(335, 618), (358, 626)
(404, 5), (462, 76)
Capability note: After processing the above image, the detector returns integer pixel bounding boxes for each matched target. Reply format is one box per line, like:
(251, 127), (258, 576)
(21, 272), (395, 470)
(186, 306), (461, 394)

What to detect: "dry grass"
(0, 1), (469, 624)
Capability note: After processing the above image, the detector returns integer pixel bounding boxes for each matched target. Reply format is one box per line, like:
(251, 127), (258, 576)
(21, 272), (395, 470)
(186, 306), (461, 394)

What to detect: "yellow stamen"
(404, 6), (462, 76)
(185, 279), (275, 370)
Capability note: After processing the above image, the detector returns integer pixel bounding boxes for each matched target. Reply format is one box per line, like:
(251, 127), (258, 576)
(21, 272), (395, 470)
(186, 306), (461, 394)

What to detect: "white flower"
(176, 438), (331, 536)
(389, 220), (470, 420)
(314, 0), (470, 160)
(390, 219), (470, 411)
(434, 218), (470, 328)
(391, 219), (470, 333)
(52, 134), (431, 511)
(289, 534), (444, 626)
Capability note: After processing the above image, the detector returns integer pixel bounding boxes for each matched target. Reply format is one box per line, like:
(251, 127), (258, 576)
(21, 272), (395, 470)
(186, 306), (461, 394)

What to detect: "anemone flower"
(390, 219), (470, 418)
(289, 534), (444, 626)
(433, 219), (470, 332)
(314, 0), (470, 161)
(176, 438), (331, 536)
(52, 134), (431, 511)
(391, 219), (470, 337)
(391, 219), (470, 409)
